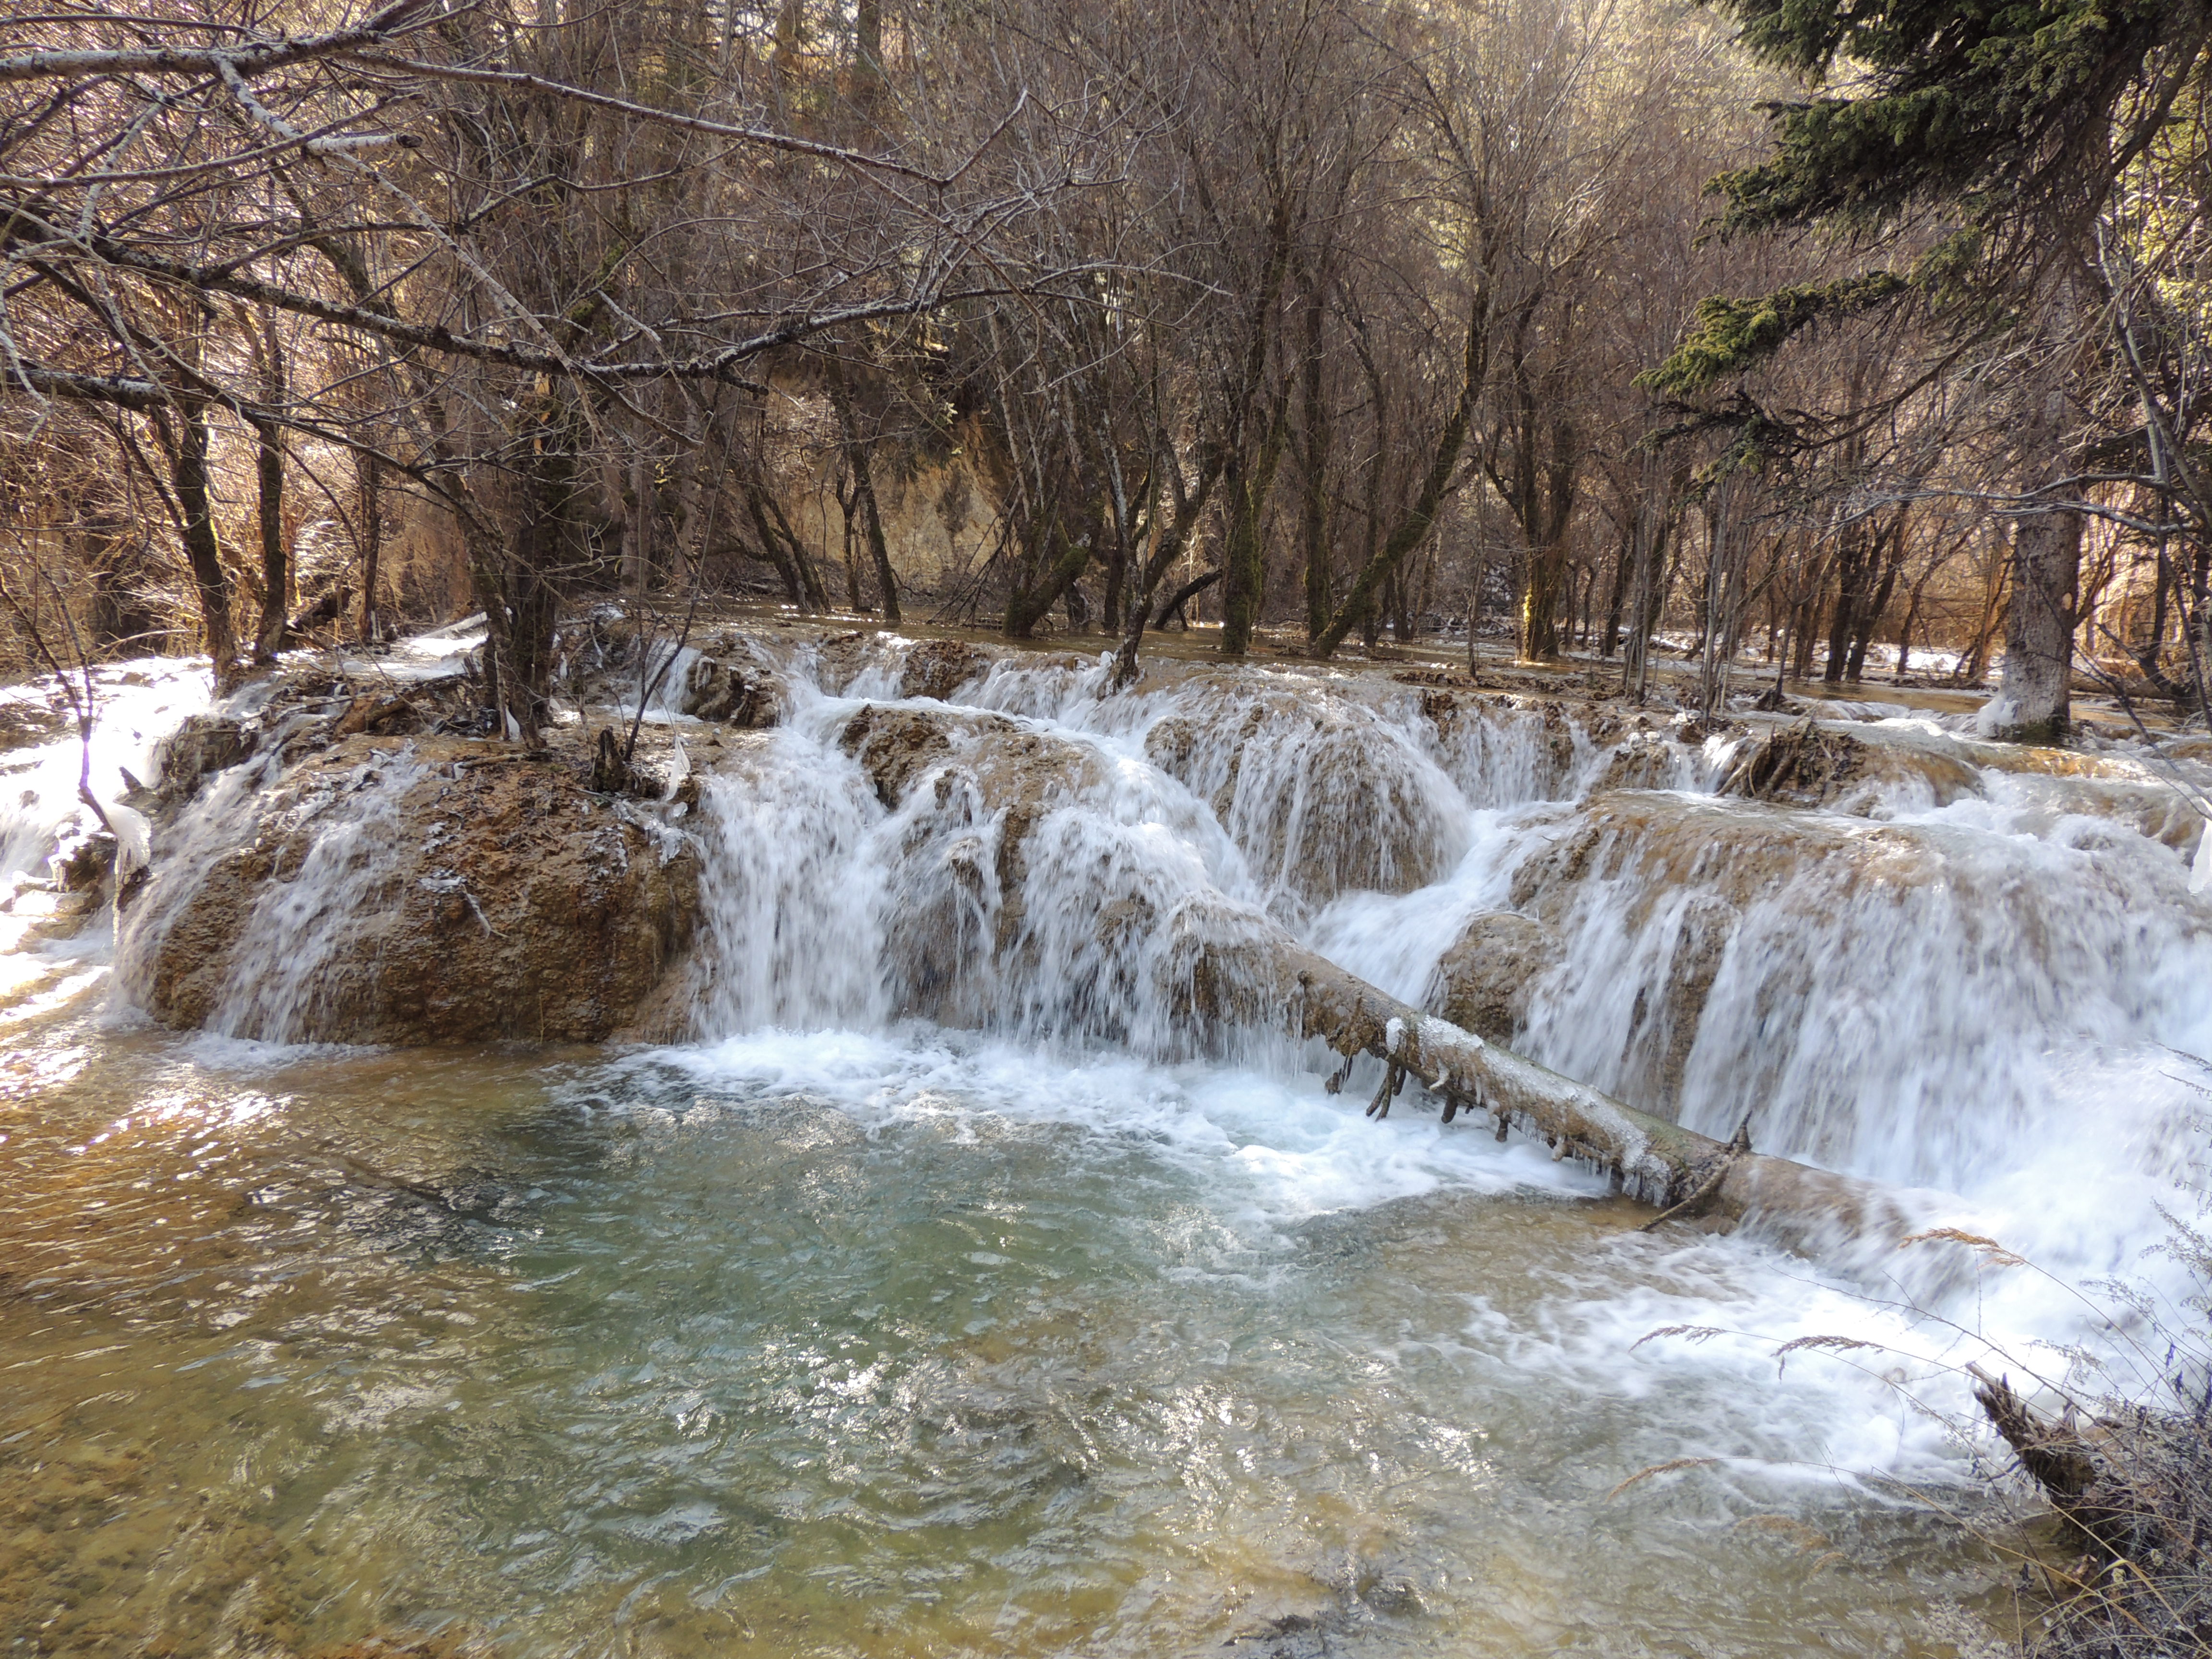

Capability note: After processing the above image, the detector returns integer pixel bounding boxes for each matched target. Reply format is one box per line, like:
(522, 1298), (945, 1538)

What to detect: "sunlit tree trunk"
(163, 400), (240, 687)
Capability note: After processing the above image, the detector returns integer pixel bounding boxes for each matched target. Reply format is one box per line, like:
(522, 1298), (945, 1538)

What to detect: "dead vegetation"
(1727, 718), (1869, 805)
(1968, 1233), (2212, 1659)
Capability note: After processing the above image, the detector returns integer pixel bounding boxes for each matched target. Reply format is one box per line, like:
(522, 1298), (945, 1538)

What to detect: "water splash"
(0, 658), (209, 880)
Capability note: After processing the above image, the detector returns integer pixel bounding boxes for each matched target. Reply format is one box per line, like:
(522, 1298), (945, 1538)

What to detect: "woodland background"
(5, 0), (2210, 742)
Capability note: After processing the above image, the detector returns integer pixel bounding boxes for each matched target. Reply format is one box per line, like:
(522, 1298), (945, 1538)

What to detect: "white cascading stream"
(687, 723), (893, 1034)
(12, 626), (2210, 1628)
(11, 626), (2205, 1302)
(687, 678), (1270, 1056)
(109, 735), (435, 1044)
(737, 632), (2212, 1298)
(202, 754), (438, 1043)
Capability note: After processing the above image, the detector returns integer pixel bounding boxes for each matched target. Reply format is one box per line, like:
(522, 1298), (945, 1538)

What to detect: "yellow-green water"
(3, 982), (2012, 1658)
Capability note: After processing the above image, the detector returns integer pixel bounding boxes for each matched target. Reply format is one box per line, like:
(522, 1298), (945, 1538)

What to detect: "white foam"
(0, 657), (210, 878)
(611, 1026), (2027, 1493)
(635, 1028), (1601, 1220)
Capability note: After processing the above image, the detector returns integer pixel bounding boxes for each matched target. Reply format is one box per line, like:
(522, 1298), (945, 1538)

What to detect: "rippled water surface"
(21, 641), (2167, 1657)
(4, 997), (2011, 1658)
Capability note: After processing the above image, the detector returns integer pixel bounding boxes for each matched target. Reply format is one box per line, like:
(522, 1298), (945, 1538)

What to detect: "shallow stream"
(4, 636), (2205, 1658)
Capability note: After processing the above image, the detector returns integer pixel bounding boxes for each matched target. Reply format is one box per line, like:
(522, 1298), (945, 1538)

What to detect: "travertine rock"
(137, 735), (697, 1044)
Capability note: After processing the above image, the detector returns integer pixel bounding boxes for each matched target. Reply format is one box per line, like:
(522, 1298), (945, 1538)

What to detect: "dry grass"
(1995, 1216), (2212, 1658)
(2020, 1397), (2212, 1658)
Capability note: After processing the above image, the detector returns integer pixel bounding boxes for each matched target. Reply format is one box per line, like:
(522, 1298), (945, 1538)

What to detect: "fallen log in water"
(1193, 932), (1912, 1250)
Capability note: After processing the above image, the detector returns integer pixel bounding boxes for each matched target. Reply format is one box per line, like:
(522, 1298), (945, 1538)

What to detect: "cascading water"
(646, 637), (2211, 1331)
(184, 753), (436, 1044)
(7, 624), (2209, 1657)
(685, 679), (1270, 1055)
(1285, 715), (2211, 1350)
(724, 630), (2212, 1339)
(687, 726), (892, 1033)
(0, 659), (215, 1027)
(721, 632), (2212, 1275)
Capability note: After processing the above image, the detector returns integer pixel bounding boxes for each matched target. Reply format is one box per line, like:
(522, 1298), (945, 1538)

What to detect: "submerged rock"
(48, 827), (117, 892)
(1429, 880), (1731, 1117)
(821, 699), (1249, 1043)
(128, 734), (697, 1044)
(808, 629), (878, 695)
(802, 629), (1014, 703)
(839, 702), (973, 806)
(0, 693), (70, 754)
(332, 692), (428, 738)
(1713, 715), (2211, 849)
(1589, 725), (1700, 793)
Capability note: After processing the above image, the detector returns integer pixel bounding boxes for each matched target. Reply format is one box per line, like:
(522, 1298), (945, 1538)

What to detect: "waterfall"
(688, 728), (891, 1033)
(14, 633), (2209, 1657)
(112, 740), (435, 1043)
(1515, 795), (2211, 1178)
(0, 659), (210, 880)
(683, 691), (1264, 1056)
(21, 628), (2202, 1299)
(199, 753), (439, 1043)
(705, 640), (2212, 1300)
(1285, 701), (2212, 1293)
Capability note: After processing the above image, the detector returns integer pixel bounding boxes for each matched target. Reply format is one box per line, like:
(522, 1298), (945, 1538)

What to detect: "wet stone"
(126, 734), (699, 1045)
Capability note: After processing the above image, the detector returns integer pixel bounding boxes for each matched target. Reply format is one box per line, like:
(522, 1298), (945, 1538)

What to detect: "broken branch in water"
(1638, 1116), (1755, 1232)
(826, 696), (1916, 1253)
